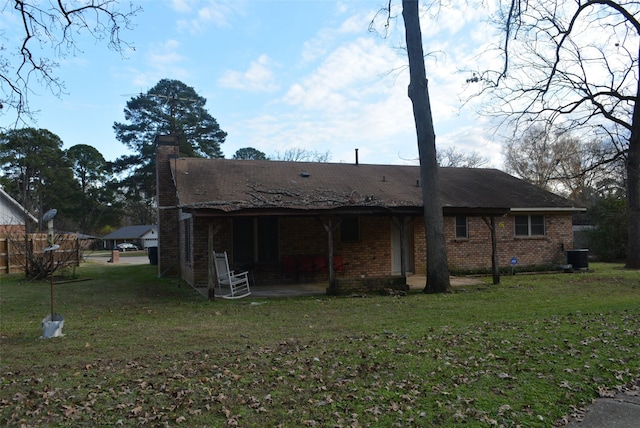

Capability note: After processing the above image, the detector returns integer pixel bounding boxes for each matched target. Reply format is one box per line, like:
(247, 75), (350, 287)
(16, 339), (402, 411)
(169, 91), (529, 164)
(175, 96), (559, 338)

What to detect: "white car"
(115, 243), (139, 252)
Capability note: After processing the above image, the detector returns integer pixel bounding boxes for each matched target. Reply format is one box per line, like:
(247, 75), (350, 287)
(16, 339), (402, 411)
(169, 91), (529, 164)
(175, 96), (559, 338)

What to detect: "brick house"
(102, 225), (158, 250)
(156, 135), (583, 297)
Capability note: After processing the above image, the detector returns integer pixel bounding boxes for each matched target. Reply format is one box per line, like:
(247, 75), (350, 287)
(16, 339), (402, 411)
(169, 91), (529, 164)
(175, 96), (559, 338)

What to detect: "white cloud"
(222, 34), (417, 164)
(218, 55), (280, 92)
(301, 7), (378, 64)
(220, 3), (506, 167)
(171, 0), (192, 13)
(438, 122), (504, 169)
(174, 0), (245, 34)
(127, 39), (191, 88)
(283, 37), (403, 111)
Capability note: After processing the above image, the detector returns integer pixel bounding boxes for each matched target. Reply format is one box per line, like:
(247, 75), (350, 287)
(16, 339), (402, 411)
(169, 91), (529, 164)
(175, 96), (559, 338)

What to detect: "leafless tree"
(504, 125), (566, 191)
(271, 148), (331, 163)
(1, 0), (140, 126)
(472, 0), (640, 269)
(437, 146), (489, 168)
(4, 231), (80, 280)
(504, 125), (625, 204)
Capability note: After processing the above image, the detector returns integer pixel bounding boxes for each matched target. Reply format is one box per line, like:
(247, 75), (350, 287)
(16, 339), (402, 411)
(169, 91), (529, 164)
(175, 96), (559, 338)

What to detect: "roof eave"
(509, 207), (586, 213)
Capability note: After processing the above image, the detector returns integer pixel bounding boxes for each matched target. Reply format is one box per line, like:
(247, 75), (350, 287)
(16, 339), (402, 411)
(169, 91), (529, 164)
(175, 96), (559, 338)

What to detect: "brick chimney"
(156, 134), (180, 277)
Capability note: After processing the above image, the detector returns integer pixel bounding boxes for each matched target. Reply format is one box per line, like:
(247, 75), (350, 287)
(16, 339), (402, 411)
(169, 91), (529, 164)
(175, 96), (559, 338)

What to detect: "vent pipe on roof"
(355, 148), (359, 165)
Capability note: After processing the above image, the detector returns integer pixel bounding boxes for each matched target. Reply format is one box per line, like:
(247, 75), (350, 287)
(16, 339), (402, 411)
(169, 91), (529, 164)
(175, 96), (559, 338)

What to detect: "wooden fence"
(0, 233), (81, 275)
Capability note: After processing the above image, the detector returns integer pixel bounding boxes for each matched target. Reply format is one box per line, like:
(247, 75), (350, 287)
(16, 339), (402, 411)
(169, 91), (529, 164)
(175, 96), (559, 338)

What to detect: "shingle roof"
(171, 159), (580, 214)
(102, 225), (157, 240)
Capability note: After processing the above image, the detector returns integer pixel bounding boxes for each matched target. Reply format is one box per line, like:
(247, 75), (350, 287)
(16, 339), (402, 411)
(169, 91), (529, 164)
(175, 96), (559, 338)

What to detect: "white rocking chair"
(214, 251), (251, 299)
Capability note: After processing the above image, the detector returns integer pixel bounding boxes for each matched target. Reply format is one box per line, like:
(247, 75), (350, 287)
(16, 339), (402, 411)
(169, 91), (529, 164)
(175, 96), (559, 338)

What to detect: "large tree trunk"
(402, 0), (451, 293)
(626, 72), (640, 269)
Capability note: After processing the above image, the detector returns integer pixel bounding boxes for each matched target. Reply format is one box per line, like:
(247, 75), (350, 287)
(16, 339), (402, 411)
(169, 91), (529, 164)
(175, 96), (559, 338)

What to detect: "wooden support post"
(208, 224), (215, 299)
(320, 217), (342, 293)
(483, 216), (500, 285)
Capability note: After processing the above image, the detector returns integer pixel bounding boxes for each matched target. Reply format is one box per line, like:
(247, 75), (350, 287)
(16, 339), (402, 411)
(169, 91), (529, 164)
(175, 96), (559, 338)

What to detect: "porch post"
(320, 217), (341, 294)
(327, 218), (335, 291)
(482, 216), (500, 285)
(208, 224), (215, 300)
(400, 217), (407, 277)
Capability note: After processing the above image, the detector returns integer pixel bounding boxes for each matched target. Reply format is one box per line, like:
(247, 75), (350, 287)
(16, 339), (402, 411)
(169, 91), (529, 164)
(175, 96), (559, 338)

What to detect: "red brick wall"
(156, 136), (180, 277)
(182, 212), (574, 287)
(413, 213), (574, 273)
(280, 217), (326, 255)
(189, 217), (232, 287)
(278, 216), (392, 278)
(336, 216), (391, 277)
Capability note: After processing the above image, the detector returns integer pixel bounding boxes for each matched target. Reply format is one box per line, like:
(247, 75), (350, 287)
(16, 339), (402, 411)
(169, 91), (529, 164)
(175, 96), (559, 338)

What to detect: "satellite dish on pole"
(41, 208), (63, 338)
(43, 209), (57, 247)
(43, 209), (57, 222)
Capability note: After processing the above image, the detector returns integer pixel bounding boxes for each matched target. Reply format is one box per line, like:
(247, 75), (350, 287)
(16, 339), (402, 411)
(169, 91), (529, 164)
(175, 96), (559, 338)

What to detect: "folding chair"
(214, 251), (251, 299)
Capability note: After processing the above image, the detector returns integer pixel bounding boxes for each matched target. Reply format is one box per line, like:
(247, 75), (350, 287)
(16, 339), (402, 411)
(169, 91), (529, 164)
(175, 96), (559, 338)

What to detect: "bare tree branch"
(476, 0), (640, 268)
(1, 0), (141, 127)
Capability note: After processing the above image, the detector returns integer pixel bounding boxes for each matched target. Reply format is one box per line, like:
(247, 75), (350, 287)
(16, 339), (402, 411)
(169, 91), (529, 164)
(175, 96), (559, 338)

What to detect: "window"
(514, 215), (545, 236)
(340, 217), (360, 242)
(455, 215), (468, 239)
(233, 217), (279, 263)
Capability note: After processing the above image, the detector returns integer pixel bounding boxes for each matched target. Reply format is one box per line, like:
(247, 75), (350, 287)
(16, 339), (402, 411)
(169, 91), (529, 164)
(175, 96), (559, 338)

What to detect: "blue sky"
(1, 0), (503, 167)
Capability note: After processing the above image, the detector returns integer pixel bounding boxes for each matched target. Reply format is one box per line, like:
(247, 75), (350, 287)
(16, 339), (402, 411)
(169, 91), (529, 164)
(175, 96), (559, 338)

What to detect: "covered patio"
(206, 275), (482, 299)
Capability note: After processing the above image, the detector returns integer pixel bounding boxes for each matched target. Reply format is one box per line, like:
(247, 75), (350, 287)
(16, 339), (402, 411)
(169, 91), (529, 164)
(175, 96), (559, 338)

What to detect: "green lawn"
(1, 262), (639, 427)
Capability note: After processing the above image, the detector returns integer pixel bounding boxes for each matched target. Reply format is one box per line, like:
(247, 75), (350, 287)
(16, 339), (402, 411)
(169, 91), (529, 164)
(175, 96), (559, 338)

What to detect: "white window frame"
(455, 215), (468, 239)
(514, 215), (545, 237)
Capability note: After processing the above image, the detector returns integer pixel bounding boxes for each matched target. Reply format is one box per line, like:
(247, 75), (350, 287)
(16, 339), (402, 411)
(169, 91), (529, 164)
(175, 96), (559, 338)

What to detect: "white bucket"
(41, 314), (64, 338)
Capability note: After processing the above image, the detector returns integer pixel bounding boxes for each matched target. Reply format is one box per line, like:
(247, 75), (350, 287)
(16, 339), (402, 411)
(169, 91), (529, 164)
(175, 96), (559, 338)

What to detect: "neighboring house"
(102, 225), (158, 250)
(0, 187), (37, 233)
(155, 135), (584, 296)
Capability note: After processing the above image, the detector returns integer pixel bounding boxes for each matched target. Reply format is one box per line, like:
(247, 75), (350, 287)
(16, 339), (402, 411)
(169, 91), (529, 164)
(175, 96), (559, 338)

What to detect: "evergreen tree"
(0, 128), (81, 231)
(233, 147), (267, 160)
(65, 144), (119, 233)
(113, 79), (227, 223)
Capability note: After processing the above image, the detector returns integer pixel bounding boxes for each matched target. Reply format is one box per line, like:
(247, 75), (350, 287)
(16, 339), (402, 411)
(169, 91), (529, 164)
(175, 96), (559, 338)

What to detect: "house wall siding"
(279, 216), (393, 278)
(336, 216), (391, 278)
(412, 214), (574, 274)
(280, 217), (326, 255)
(156, 137), (180, 277)
(179, 217), (194, 287)
(188, 218), (232, 288)
(181, 212), (574, 289)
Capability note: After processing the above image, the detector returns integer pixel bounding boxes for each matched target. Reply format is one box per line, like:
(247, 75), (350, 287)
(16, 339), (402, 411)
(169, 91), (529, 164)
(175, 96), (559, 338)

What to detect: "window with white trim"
(455, 215), (468, 239)
(514, 215), (545, 236)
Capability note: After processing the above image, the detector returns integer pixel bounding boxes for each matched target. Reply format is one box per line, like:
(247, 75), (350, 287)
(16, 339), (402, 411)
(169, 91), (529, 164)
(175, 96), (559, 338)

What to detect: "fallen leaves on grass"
(1, 311), (638, 426)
